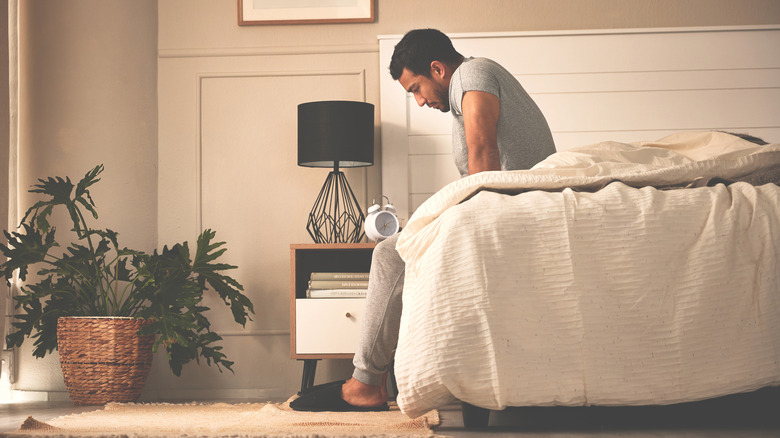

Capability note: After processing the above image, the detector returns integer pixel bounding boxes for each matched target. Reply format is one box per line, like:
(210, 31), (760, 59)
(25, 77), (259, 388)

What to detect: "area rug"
(2, 398), (443, 438)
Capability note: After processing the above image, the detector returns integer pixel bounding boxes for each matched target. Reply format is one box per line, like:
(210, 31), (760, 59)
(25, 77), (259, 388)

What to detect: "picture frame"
(238, 0), (375, 26)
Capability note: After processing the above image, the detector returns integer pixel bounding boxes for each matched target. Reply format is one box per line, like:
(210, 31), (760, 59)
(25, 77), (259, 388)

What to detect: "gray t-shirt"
(449, 57), (556, 176)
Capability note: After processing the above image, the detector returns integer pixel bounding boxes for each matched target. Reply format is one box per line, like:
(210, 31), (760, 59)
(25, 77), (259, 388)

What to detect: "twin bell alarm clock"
(364, 197), (399, 242)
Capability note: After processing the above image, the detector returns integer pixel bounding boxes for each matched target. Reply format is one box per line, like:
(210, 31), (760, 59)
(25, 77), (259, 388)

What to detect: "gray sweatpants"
(352, 233), (405, 386)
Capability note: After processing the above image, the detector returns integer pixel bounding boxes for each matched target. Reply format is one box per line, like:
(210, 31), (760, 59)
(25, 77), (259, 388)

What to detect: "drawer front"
(295, 298), (366, 354)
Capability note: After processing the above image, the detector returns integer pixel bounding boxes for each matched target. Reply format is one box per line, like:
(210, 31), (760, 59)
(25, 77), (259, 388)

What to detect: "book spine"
(309, 272), (370, 281)
(308, 280), (369, 289)
(306, 288), (368, 298)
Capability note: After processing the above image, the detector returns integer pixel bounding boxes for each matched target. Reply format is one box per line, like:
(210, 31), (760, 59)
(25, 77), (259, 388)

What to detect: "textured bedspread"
(393, 132), (780, 417)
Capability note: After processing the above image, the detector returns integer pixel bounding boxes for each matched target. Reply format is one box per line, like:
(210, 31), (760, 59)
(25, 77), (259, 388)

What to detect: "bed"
(392, 131), (780, 424)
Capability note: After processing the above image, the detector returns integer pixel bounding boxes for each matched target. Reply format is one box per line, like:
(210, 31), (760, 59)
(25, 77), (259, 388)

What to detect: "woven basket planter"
(57, 316), (155, 406)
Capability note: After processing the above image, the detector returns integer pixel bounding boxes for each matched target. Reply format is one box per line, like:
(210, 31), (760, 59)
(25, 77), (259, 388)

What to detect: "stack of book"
(306, 272), (370, 298)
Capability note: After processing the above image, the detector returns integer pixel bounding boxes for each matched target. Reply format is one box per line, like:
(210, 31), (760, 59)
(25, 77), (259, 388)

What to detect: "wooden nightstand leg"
(299, 359), (320, 393)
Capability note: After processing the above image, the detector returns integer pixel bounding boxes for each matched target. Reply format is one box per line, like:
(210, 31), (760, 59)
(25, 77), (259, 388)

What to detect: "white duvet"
(394, 132), (780, 418)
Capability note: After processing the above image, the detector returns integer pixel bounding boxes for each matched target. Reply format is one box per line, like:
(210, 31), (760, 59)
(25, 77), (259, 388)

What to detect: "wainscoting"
(152, 45), (381, 401)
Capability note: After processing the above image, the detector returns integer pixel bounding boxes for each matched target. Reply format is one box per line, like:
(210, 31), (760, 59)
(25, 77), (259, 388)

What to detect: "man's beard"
(433, 85), (450, 112)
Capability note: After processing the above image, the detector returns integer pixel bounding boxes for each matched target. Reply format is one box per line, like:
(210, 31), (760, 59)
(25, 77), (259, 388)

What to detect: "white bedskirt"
(393, 132), (780, 417)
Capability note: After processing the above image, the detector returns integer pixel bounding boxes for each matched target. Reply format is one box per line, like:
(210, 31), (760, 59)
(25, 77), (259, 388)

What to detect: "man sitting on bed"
(291, 28), (556, 412)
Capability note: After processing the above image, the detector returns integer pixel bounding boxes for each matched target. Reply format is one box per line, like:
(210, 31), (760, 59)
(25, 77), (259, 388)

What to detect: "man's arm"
(462, 90), (501, 175)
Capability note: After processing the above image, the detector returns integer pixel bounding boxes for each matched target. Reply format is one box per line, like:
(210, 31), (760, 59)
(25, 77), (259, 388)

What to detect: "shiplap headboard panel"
(378, 26), (780, 223)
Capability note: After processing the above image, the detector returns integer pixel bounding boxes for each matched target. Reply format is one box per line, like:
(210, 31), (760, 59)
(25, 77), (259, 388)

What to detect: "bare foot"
(341, 374), (389, 407)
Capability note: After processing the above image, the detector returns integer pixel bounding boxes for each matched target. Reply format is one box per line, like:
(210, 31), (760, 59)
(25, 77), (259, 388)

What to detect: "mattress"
(393, 131), (780, 418)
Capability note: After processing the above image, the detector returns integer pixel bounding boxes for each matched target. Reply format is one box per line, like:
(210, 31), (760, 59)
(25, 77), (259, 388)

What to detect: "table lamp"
(298, 100), (374, 243)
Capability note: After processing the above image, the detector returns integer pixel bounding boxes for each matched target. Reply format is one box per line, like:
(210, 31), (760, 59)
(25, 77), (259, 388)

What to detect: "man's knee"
(372, 235), (402, 265)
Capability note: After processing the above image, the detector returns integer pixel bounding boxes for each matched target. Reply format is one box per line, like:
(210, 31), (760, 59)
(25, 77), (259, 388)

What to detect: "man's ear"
(430, 61), (446, 79)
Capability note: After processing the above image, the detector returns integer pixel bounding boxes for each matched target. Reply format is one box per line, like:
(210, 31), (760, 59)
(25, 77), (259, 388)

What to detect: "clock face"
(375, 211), (399, 237)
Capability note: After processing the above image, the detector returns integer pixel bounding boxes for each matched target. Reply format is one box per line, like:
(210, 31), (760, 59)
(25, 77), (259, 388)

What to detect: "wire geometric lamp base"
(307, 170), (365, 243)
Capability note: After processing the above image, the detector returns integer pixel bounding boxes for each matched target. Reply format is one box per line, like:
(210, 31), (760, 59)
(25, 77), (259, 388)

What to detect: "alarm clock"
(364, 198), (399, 242)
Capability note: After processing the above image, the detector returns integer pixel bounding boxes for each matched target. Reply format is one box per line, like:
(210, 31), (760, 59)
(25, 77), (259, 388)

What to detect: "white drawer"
(295, 298), (365, 354)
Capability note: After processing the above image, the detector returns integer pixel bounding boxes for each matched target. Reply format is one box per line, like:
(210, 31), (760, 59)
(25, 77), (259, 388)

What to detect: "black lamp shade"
(298, 101), (374, 168)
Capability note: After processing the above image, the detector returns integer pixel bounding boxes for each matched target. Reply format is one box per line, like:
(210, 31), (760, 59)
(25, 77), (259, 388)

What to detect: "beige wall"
(159, 0), (780, 50)
(11, 0), (157, 396)
(18, 0), (158, 250)
(9, 0), (780, 400)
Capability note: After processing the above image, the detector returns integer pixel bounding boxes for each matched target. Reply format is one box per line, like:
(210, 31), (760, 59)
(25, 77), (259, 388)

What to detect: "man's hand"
(462, 90), (501, 175)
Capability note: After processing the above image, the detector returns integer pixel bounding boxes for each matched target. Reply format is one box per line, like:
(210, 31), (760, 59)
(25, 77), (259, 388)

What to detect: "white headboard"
(379, 26), (780, 223)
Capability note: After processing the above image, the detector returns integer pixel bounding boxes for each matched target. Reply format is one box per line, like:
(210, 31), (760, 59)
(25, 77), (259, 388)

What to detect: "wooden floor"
(2, 388), (779, 437)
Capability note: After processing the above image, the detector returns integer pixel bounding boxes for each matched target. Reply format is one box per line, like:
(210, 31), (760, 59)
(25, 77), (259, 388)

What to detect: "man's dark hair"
(389, 29), (463, 80)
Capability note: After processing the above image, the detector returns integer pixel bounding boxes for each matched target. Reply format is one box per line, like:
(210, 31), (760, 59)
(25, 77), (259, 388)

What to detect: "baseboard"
(8, 390), (71, 402)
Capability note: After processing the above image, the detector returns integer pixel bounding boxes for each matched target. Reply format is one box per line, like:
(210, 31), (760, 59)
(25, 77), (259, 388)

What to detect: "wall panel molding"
(195, 69), (368, 232)
(160, 44), (378, 59)
(218, 330), (290, 337)
(156, 46), (380, 399)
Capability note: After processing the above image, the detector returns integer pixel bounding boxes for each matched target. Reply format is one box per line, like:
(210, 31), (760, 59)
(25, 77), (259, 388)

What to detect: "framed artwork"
(238, 0), (375, 25)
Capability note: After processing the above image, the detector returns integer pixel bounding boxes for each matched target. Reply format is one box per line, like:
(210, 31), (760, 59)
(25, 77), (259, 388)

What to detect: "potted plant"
(1, 164), (254, 404)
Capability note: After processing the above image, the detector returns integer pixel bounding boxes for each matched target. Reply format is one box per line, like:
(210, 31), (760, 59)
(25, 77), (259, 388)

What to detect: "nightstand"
(290, 243), (376, 392)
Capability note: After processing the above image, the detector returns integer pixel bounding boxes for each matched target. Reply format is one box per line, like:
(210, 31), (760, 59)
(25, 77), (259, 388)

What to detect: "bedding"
(393, 131), (780, 418)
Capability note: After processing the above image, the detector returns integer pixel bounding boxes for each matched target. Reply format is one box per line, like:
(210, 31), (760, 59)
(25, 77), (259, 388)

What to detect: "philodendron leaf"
(0, 223), (57, 283)
(75, 164), (103, 200)
(191, 229), (254, 326)
(23, 176), (75, 232)
(73, 164), (103, 221)
(5, 294), (43, 348)
(35, 206), (54, 233)
(29, 176), (74, 204)
(115, 258), (133, 282)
